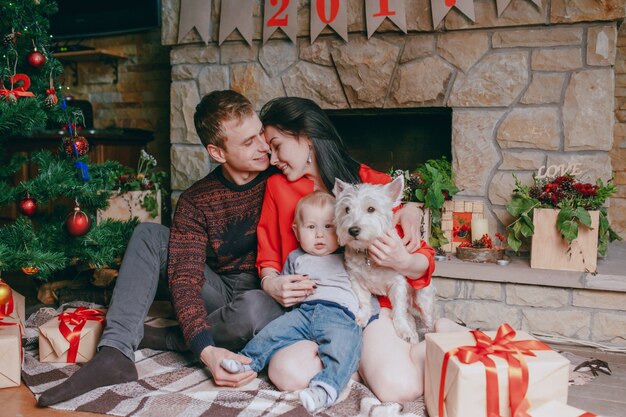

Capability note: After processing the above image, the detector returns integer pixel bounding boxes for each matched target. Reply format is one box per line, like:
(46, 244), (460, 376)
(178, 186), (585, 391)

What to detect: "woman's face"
(265, 125), (312, 182)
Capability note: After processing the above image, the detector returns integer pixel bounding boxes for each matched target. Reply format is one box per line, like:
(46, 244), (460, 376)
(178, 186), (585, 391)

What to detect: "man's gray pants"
(98, 223), (284, 360)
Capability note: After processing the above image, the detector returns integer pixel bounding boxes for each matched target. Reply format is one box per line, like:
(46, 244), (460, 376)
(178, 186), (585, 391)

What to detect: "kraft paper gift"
(0, 289), (26, 330)
(425, 324), (570, 417)
(0, 324), (22, 388)
(39, 307), (105, 363)
(529, 400), (602, 417)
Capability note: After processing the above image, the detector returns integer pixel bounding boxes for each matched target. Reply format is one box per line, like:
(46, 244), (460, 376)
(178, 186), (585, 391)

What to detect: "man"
(38, 90), (303, 406)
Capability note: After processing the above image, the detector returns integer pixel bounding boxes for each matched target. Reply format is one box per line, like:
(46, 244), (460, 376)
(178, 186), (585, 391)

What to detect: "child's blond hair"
(294, 191), (336, 226)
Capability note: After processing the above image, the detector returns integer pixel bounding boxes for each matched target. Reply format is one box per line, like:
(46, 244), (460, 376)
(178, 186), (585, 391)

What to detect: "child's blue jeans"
(240, 302), (362, 403)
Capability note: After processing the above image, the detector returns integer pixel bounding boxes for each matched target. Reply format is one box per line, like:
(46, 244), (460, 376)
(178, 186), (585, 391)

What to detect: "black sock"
(37, 346), (138, 407)
(138, 324), (188, 352)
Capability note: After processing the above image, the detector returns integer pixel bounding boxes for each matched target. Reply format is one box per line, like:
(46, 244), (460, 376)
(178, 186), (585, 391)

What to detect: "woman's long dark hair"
(260, 97), (362, 191)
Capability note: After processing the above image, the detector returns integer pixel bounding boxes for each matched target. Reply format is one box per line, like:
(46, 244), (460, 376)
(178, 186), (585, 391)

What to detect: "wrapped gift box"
(425, 325), (570, 417)
(0, 324), (22, 388)
(0, 289), (26, 330)
(529, 400), (602, 417)
(39, 308), (106, 363)
(97, 190), (161, 224)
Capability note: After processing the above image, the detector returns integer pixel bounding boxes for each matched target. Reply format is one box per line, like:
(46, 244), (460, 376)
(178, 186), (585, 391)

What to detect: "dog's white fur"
(333, 176), (436, 343)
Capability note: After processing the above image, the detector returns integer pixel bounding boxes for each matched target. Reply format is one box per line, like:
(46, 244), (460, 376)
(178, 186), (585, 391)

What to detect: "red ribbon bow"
(0, 73), (36, 101)
(57, 307), (105, 363)
(579, 413), (597, 417)
(438, 323), (552, 417)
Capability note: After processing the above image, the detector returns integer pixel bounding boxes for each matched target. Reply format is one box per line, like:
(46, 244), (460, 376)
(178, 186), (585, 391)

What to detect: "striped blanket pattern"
(21, 305), (427, 417)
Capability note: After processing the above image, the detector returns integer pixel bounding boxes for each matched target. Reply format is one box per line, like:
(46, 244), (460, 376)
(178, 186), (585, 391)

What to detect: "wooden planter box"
(456, 247), (505, 263)
(97, 190), (161, 224)
(530, 208), (599, 272)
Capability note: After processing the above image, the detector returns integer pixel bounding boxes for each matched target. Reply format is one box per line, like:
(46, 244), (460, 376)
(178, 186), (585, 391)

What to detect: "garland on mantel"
(177, 0), (543, 46)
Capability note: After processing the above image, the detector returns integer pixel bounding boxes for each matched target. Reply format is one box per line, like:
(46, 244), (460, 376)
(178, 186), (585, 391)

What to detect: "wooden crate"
(530, 208), (599, 272)
(97, 190), (161, 224)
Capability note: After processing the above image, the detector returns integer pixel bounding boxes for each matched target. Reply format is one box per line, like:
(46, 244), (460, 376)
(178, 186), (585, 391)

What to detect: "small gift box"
(0, 323), (22, 388)
(425, 324), (570, 417)
(529, 400), (602, 417)
(39, 307), (106, 363)
(0, 289), (26, 330)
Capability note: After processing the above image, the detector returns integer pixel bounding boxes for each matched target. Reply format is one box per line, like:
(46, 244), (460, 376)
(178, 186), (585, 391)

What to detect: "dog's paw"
(355, 310), (371, 327)
(395, 325), (419, 344)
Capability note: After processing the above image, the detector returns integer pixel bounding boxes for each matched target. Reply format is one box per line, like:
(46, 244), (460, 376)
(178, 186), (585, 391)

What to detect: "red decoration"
(0, 73), (35, 102)
(445, 0), (456, 6)
(0, 280), (12, 305)
(27, 49), (46, 69)
(65, 205), (91, 237)
(44, 86), (58, 108)
(20, 266), (39, 276)
(63, 136), (89, 157)
(18, 196), (36, 216)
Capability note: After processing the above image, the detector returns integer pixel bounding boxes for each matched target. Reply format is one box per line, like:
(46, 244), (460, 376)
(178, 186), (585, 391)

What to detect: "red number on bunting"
(268, 0), (289, 27)
(373, 0), (396, 17)
(315, 0), (340, 24)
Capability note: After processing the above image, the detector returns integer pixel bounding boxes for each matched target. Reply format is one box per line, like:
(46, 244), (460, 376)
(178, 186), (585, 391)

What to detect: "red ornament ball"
(27, 50), (46, 69)
(63, 136), (89, 157)
(18, 196), (36, 216)
(20, 266), (39, 276)
(65, 206), (91, 237)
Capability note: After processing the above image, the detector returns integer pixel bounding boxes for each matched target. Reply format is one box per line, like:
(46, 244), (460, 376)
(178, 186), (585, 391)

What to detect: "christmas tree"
(0, 0), (136, 280)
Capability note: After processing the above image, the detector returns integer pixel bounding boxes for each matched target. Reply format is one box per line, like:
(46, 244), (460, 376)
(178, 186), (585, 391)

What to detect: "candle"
(471, 218), (489, 242)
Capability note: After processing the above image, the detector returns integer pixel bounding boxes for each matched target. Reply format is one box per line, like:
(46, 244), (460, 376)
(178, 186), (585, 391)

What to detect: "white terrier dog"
(333, 176), (436, 343)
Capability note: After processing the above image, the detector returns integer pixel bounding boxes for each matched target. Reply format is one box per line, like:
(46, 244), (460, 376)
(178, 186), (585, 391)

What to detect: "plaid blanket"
(21, 305), (428, 417)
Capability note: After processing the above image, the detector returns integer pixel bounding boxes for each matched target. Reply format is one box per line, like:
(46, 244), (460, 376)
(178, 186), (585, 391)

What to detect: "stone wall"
(163, 1), (625, 235)
(612, 22), (626, 236)
(433, 276), (626, 347)
(60, 29), (171, 173)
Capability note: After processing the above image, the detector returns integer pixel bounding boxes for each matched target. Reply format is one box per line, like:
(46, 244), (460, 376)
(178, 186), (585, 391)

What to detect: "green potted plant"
(390, 157), (459, 249)
(506, 173), (621, 271)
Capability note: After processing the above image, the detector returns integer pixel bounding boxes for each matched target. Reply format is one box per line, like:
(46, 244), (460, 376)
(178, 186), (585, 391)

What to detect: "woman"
(256, 97), (436, 402)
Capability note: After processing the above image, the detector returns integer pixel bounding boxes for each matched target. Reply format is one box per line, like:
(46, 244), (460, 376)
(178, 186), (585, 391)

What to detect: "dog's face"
(333, 176), (404, 250)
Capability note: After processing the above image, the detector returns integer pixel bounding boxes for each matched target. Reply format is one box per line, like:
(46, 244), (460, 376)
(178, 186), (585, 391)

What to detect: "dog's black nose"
(348, 227), (360, 237)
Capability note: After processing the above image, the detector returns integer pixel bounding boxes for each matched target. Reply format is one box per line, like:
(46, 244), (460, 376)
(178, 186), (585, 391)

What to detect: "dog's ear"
(333, 178), (350, 197)
(387, 175), (404, 204)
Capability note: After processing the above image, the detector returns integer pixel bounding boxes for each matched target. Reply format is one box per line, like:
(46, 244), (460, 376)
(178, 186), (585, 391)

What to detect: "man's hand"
(200, 346), (257, 387)
(263, 274), (316, 307)
(393, 202), (423, 252)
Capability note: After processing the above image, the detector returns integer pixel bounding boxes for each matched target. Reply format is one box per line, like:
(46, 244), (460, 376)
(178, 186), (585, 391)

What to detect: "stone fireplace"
(162, 0), (624, 238)
(162, 1), (626, 348)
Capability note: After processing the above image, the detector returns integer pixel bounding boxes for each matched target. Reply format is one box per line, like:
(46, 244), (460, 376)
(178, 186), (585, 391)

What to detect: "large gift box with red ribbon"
(38, 307), (106, 363)
(529, 400), (602, 417)
(425, 324), (570, 417)
(0, 289), (26, 330)
(0, 324), (22, 388)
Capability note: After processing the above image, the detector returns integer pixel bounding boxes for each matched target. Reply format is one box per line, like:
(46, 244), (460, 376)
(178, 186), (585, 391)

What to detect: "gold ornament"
(0, 281), (12, 305)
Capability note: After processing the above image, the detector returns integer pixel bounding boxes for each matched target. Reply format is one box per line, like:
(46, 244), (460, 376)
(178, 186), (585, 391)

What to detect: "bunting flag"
(430, 0), (475, 29)
(263, 0), (299, 44)
(178, 0), (212, 44)
(219, 0), (255, 45)
(310, 0), (348, 43)
(496, 0), (542, 16)
(365, 0), (407, 39)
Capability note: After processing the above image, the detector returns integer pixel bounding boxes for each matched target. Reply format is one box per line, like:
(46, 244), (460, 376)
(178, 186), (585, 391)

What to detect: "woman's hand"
(393, 202), (423, 253)
(263, 274), (317, 307)
(200, 346), (257, 387)
(368, 229), (429, 279)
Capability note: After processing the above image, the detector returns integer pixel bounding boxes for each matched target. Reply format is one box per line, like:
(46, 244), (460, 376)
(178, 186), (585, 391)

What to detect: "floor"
(0, 345), (623, 417)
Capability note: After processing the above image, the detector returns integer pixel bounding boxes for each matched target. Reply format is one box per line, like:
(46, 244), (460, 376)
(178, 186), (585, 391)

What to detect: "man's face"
(293, 204), (339, 257)
(219, 113), (270, 177)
